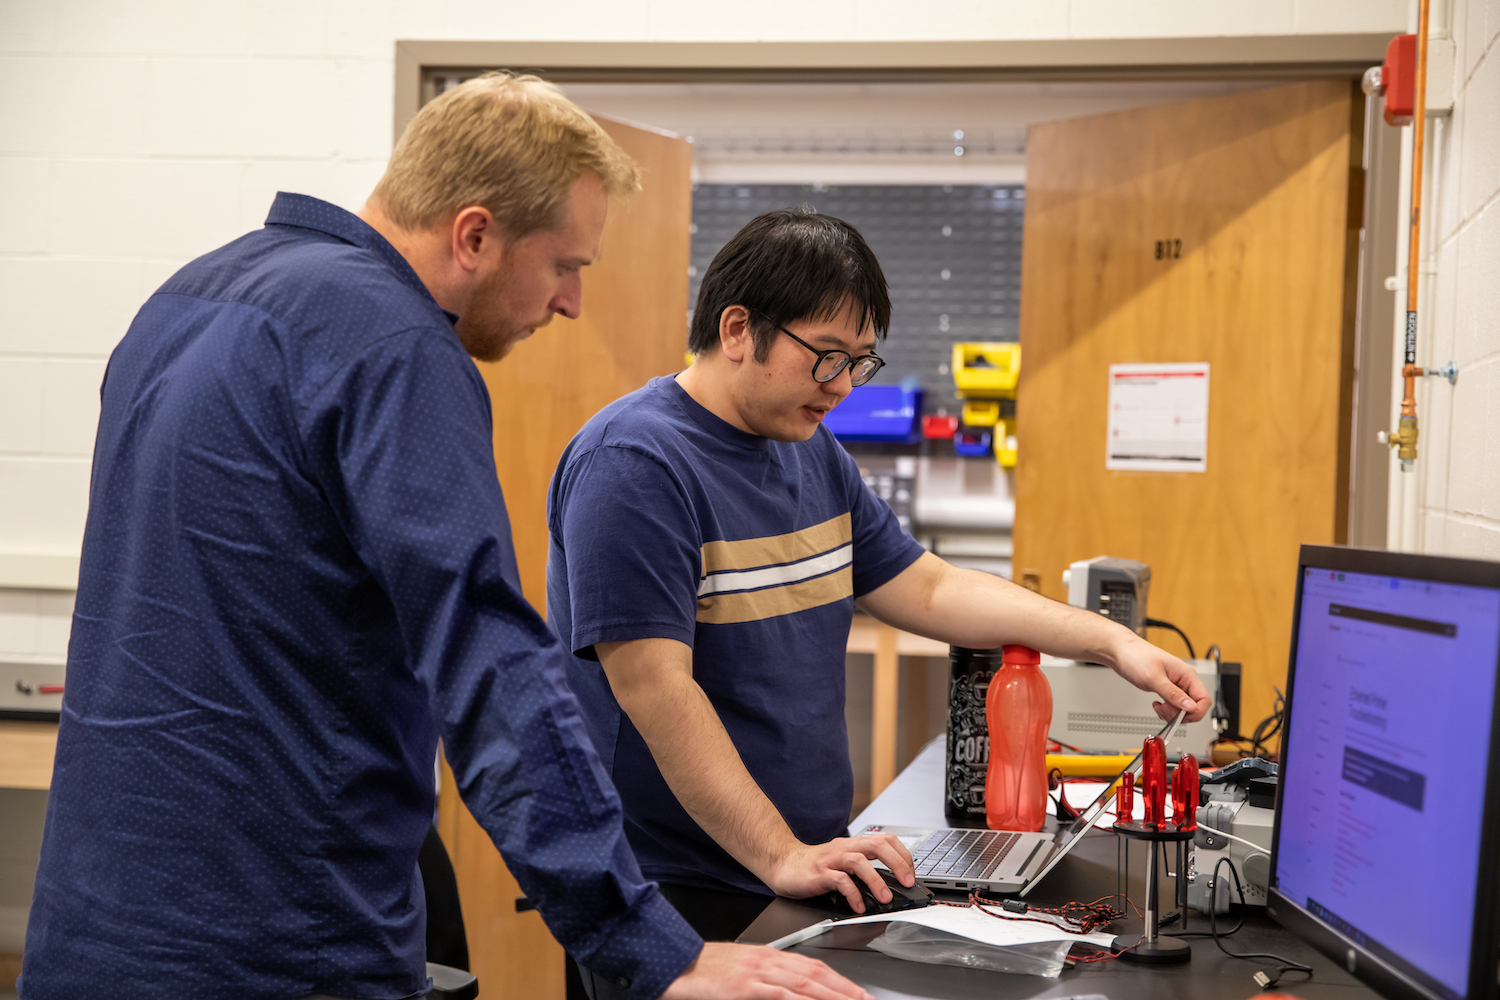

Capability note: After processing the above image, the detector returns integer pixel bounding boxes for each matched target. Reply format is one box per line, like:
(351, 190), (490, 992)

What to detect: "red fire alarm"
(1382, 33), (1417, 126)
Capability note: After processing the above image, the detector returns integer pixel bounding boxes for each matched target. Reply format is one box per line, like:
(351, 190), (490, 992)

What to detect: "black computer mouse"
(828, 868), (935, 915)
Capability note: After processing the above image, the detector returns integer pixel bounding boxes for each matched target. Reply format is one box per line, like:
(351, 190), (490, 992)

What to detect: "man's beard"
(458, 319), (519, 363)
(454, 266), (548, 363)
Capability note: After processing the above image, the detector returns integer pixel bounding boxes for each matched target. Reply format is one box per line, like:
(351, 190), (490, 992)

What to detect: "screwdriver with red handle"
(1116, 770), (1135, 820)
(1172, 753), (1200, 831)
(1141, 735), (1167, 830)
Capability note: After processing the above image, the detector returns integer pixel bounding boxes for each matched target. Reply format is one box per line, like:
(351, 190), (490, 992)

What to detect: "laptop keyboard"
(912, 829), (1022, 880)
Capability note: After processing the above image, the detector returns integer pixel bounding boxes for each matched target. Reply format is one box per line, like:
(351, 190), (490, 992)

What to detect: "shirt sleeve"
(838, 437), (927, 597)
(550, 443), (701, 658)
(302, 328), (701, 1000)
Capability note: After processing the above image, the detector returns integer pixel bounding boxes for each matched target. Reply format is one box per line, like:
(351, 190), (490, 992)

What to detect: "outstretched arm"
(856, 552), (1211, 722)
(597, 637), (915, 912)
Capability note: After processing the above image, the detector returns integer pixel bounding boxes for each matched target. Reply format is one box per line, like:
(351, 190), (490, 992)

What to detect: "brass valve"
(1378, 415), (1419, 469)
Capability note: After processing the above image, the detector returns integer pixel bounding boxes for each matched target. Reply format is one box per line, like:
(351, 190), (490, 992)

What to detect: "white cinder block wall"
(1421, 0), (1500, 559)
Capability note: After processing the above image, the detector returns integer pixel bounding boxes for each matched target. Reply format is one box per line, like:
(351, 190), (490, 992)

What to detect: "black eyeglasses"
(773, 323), (886, 387)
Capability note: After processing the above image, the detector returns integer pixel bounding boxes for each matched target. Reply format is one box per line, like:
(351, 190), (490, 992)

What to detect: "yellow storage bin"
(994, 416), (1018, 468)
(952, 342), (1021, 398)
(961, 399), (1000, 427)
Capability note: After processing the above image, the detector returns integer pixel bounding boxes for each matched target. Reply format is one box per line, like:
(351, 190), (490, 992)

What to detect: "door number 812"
(1154, 239), (1182, 260)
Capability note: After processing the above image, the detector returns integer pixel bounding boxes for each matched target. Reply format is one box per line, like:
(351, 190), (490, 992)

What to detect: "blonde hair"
(372, 72), (639, 238)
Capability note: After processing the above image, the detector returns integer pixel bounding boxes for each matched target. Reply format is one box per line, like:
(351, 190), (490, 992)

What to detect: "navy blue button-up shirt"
(20, 194), (702, 1000)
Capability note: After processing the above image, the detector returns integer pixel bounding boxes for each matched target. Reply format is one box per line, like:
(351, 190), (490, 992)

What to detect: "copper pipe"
(1394, 0), (1432, 466)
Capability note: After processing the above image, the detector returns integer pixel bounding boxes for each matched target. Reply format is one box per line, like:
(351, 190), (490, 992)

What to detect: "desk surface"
(741, 738), (1379, 1000)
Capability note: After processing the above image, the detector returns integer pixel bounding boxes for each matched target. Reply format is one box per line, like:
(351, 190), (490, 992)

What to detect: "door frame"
(393, 37), (1389, 143)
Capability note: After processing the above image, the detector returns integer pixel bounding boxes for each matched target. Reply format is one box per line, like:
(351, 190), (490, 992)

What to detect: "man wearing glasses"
(546, 209), (1211, 949)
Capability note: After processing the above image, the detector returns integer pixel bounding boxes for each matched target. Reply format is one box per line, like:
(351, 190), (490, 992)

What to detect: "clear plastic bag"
(865, 921), (1075, 978)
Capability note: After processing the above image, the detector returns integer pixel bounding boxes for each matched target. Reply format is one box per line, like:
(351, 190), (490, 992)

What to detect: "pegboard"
(689, 184), (1024, 412)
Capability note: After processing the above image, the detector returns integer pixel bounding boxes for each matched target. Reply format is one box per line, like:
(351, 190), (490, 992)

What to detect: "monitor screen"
(1271, 549), (1500, 1000)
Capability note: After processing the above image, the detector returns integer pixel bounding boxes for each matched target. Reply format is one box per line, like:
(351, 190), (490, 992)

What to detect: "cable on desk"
(1174, 839), (1244, 940)
(1070, 937), (1142, 964)
(1048, 769), (1088, 820)
(1198, 823), (1270, 854)
(1195, 858), (1313, 989)
(1175, 905), (1244, 939)
(958, 891), (1128, 936)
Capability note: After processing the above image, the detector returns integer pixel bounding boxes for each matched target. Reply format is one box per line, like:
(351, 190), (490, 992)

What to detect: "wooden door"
(1013, 81), (1362, 741)
(436, 116), (693, 1000)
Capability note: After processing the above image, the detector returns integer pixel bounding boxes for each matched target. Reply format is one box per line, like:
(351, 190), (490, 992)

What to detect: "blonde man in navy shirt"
(548, 209), (1213, 945)
(22, 76), (873, 1000)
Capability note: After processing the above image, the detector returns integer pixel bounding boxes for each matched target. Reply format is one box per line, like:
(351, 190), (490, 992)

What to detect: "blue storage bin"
(823, 384), (923, 442)
(953, 428), (993, 457)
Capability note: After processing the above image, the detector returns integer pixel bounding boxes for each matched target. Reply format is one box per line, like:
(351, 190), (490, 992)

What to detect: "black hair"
(688, 207), (892, 361)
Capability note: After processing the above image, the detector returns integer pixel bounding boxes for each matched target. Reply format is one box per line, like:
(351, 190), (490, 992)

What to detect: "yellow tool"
(1046, 753), (1137, 778)
(952, 342), (1020, 468)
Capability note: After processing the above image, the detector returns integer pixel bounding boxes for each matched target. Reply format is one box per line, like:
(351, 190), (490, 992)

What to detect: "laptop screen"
(1272, 555), (1500, 1000)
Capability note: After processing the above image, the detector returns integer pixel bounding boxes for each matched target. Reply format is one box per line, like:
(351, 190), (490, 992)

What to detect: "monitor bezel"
(1267, 543), (1500, 1000)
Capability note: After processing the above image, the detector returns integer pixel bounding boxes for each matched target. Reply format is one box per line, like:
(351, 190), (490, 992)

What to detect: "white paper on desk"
(834, 903), (1116, 949)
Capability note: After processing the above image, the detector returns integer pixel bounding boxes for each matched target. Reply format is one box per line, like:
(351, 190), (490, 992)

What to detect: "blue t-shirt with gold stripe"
(547, 376), (925, 895)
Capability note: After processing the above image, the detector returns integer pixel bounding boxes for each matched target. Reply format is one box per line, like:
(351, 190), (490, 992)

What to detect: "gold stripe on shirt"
(699, 513), (852, 577)
(695, 566), (854, 625)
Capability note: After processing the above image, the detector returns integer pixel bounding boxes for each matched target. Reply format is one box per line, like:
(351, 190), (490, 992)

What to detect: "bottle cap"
(1001, 644), (1040, 665)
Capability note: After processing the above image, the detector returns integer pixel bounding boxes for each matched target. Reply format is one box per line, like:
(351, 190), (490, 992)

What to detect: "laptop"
(856, 707), (1184, 896)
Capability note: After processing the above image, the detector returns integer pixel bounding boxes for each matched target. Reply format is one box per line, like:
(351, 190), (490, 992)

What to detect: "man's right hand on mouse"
(765, 832), (916, 914)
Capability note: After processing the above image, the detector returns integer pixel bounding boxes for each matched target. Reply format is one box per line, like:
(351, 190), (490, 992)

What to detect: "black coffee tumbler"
(945, 646), (1004, 828)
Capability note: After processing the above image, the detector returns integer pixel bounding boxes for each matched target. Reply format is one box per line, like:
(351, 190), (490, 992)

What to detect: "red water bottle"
(984, 644), (1053, 832)
(1117, 771), (1135, 821)
(1141, 736), (1166, 830)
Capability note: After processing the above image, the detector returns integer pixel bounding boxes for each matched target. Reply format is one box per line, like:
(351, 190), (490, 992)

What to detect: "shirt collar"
(264, 192), (459, 326)
(658, 376), (771, 453)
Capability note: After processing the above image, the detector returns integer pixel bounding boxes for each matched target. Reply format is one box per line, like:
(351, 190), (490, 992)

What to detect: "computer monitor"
(1268, 545), (1500, 1000)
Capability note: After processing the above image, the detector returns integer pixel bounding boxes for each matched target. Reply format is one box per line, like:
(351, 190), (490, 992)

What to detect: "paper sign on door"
(1105, 363), (1209, 473)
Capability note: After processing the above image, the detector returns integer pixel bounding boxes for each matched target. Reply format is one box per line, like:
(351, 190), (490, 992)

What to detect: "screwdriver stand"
(1113, 821), (1195, 964)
